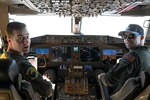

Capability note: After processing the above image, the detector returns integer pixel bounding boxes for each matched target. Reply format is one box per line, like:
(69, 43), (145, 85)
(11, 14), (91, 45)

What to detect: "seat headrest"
(0, 59), (19, 87)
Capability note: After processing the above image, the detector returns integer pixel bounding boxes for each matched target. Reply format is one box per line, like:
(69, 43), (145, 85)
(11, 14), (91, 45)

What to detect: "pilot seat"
(0, 59), (39, 100)
(98, 71), (150, 100)
(0, 59), (22, 100)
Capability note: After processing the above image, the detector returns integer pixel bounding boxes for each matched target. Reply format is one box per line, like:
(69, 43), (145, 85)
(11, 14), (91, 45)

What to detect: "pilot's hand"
(43, 74), (51, 82)
(43, 74), (55, 92)
(43, 74), (55, 86)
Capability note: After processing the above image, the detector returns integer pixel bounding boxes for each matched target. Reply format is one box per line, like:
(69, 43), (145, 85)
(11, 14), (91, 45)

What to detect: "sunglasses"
(122, 34), (135, 40)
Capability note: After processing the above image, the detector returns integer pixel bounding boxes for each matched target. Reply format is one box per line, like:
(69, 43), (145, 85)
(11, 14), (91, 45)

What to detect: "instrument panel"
(56, 64), (97, 100)
(30, 35), (125, 99)
(31, 35), (125, 68)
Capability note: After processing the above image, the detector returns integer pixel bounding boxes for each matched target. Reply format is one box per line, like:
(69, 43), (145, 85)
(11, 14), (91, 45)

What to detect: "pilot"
(98, 24), (150, 95)
(0, 22), (53, 97)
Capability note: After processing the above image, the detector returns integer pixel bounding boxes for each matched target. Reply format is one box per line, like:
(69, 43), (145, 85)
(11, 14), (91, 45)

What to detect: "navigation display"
(80, 47), (100, 62)
(102, 49), (122, 65)
(73, 46), (79, 52)
(51, 46), (72, 62)
(35, 48), (49, 54)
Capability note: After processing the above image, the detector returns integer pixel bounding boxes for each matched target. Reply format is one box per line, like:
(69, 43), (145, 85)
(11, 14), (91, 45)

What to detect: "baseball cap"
(118, 24), (144, 36)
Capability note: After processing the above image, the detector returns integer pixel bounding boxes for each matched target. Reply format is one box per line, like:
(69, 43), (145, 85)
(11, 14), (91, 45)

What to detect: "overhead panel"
(9, 0), (150, 16)
(12, 0), (39, 11)
(8, 0), (39, 14)
(118, 2), (150, 16)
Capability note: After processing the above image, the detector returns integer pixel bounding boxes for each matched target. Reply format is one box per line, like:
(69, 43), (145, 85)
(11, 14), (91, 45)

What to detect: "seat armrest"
(98, 73), (111, 100)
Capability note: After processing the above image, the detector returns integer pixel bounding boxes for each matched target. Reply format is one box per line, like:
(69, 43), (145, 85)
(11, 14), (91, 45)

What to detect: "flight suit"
(100, 46), (150, 94)
(0, 51), (53, 97)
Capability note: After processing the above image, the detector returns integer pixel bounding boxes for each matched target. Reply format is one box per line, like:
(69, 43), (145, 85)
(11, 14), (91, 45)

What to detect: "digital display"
(51, 46), (62, 62)
(103, 49), (117, 55)
(35, 48), (49, 65)
(102, 49), (122, 66)
(51, 46), (72, 62)
(51, 46), (100, 62)
(73, 46), (79, 52)
(35, 48), (49, 54)
(80, 47), (100, 62)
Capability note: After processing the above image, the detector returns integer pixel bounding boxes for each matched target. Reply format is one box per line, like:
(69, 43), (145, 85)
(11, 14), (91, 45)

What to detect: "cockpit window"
(10, 15), (149, 38)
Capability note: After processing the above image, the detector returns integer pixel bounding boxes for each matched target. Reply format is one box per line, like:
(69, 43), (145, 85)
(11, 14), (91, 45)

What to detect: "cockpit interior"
(29, 35), (125, 100)
(0, 0), (150, 100)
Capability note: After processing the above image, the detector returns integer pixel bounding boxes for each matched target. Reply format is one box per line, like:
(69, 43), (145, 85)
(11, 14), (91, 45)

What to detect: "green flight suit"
(100, 46), (150, 94)
(1, 51), (53, 97)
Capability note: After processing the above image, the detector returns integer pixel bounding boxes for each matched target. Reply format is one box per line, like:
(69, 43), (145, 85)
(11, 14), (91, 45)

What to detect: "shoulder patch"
(26, 67), (39, 80)
(124, 53), (135, 62)
(121, 53), (135, 65)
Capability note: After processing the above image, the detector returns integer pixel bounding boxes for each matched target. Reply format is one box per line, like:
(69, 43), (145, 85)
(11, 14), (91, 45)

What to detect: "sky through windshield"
(9, 15), (149, 38)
